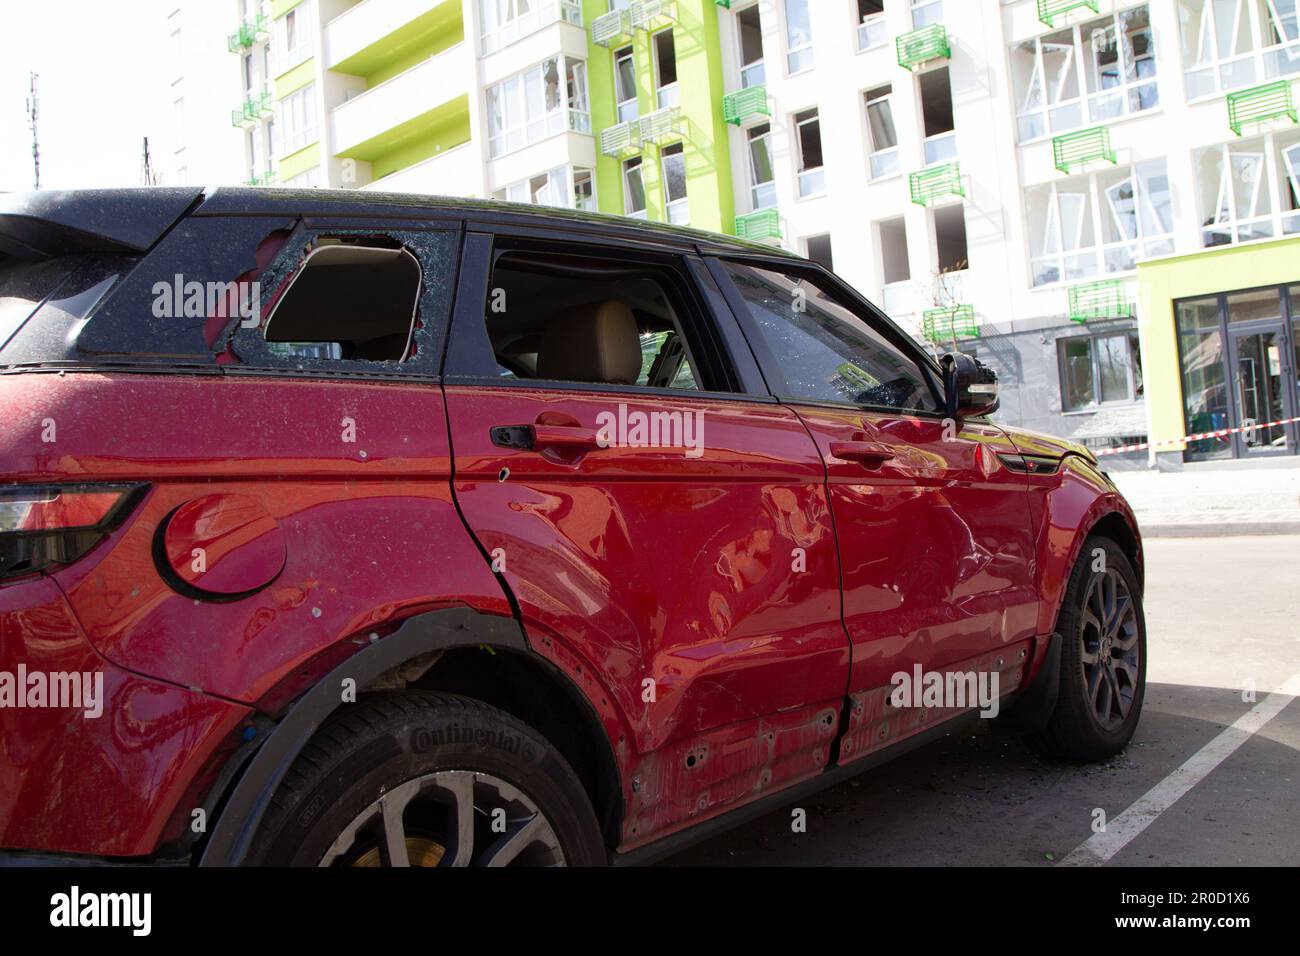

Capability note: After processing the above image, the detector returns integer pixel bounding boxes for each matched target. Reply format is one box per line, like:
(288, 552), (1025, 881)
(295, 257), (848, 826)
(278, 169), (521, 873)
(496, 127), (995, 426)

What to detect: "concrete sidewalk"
(1109, 460), (1300, 537)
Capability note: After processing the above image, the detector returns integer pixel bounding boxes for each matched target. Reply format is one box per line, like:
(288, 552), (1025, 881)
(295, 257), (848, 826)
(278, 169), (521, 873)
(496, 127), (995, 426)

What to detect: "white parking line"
(1059, 672), (1300, 867)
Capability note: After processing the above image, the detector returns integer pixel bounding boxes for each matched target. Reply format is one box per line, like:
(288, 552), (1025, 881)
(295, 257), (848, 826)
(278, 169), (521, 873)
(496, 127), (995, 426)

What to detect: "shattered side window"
(229, 227), (457, 377)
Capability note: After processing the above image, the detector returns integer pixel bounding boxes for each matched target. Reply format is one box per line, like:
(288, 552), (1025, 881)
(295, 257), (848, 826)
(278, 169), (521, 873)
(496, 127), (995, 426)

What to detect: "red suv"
(0, 188), (1144, 866)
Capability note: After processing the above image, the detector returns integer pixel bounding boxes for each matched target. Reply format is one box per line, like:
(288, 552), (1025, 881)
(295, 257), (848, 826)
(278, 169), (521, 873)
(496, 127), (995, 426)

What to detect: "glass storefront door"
(1177, 285), (1300, 461)
(1229, 327), (1292, 455)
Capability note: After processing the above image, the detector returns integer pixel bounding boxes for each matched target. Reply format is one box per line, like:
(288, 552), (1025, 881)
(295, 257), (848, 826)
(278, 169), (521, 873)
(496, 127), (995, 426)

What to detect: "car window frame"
(705, 253), (948, 418)
(226, 217), (461, 381)
(440, 225), (773, 403)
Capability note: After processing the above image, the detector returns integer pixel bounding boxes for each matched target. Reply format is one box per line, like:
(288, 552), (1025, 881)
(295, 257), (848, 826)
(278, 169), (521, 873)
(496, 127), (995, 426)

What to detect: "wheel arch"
(198, 606), (527, 865)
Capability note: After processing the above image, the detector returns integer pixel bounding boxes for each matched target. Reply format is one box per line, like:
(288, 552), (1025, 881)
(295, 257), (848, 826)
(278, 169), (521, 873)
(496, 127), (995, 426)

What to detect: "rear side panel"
(0, 575), (250, 856)
(1, 372), (510, 705)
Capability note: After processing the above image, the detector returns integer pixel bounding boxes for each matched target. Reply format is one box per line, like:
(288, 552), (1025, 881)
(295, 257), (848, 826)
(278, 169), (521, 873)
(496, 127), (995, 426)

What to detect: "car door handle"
(829, 441), (895, 467)
(490, 424), (604, 452)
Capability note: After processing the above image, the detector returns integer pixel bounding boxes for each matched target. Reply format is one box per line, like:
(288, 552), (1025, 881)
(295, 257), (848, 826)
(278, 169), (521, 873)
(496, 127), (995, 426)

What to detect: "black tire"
(1030, 536), (1146, 761)
(247, 691), (606, 866)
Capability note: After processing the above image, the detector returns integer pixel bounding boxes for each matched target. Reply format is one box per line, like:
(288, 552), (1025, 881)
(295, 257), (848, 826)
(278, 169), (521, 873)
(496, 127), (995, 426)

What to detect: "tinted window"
(723, 261), (941, 413)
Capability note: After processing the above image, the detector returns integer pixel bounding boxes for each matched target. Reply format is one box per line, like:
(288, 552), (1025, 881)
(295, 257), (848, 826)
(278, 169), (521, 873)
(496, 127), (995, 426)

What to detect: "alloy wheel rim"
(320, 770), (565, 867)
(1079, 567), (1140, 731)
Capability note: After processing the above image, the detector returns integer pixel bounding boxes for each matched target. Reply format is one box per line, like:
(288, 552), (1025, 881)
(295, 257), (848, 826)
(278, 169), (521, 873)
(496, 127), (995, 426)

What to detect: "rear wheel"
(1031, 536), (1146, 761)
(248, 691), (606, 866)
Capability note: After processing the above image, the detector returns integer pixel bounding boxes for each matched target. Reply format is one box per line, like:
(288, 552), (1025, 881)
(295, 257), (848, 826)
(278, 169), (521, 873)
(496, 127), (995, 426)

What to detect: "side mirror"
(941, 352), (999, 419)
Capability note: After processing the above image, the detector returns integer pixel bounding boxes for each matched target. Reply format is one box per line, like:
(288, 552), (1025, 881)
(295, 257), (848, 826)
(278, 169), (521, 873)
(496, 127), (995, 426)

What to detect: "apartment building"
(206, 0), (1300, 467)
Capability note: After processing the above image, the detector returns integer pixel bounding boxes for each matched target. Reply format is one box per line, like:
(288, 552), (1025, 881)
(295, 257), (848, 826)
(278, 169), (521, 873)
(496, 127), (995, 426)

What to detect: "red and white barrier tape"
(1093, 415), (1300, 456)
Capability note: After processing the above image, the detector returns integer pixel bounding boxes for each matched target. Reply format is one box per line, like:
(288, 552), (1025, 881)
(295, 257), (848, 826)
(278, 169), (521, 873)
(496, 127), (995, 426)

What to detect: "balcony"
(330, 43), (471, 156)
(1068, 280), (1132, 323)
(1036, 0), (1099, 28)
(231, 91), (274, 129)
(631, 0), (677, 30)
(1052, 126), (1116, 174)
(922, 305), (979, 344)
(365, 141), (482, 196)
(909, 162), (964, 206)
(896, 24), (950, 72)
(1226, 80), (1298, 136)
(722, 86), (770, 125)
(735, 208), (781, 241)
(639, 106), (683, 145)
(600, 120), (642, 158)
(228, 14), (269, 53)
(325, 0), (462, 73)
(245, 172), (278, 187)
(592, 8), (633, 47)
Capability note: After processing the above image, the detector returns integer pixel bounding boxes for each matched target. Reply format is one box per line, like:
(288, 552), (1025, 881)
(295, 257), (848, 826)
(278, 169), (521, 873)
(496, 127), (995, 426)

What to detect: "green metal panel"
(735, 208), (781, 240)
(1068, 280), (1132, 323)
(1052, 126), (1116, 173)
(909, 162), (964, 205)
(1226, 81), (1298, 135)
(896, 24), (950, 71)
(1036, 0), (1099, 28)
(722, 86), (769, 125)
(922, 305), (979, 343)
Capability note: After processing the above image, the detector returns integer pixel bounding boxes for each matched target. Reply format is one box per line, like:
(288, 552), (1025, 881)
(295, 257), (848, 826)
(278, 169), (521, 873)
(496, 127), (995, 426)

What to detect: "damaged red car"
(0, 188), (1145, 866)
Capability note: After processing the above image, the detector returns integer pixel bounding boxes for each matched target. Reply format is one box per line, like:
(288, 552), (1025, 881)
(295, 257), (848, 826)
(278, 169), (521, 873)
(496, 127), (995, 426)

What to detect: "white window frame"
(278, 4), (313, 74)
(495, 165), (597, 211)
(856, 0), (888, 52)
(486, 56), (591, 159)
(277, 83), (318, 157)
(613, 45), (639, 123)
(1026, 159), (1175, 287)
(1196, 132), (1300, 245)
(479, 0), (583, 55)
(784, 0), (814, 75)
(652, 29), (680, 109)
(661, 144), (689, 224)
(864, 86), (900, 180)
(623, 156), (647, 218)
(911, 0), (943, 28)
(795, 109), (826, 198)
(737, 3), (766, 88)
(1011, 4), (1159, 143)
(747, 123), (777, 210)
(1180, 0), (1300, 99)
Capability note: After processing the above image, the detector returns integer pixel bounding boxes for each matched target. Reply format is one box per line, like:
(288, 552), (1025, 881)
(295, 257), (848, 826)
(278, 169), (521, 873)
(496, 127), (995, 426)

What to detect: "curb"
(1138, 522), (1300, 538)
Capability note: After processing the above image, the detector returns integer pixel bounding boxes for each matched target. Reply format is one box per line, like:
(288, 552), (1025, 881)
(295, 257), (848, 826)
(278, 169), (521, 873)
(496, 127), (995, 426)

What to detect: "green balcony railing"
(735, 208), (781, 241)
(909, 162), (964, 205)
(231, 91), (273, 128)
(896, 24), (950, 71)
(1068, 280), (1132, 323)
(1036, 0), (1099, 28)
(227, 13), (268, 53)
(922, 305), (979, 344)
(600, 120), (642, 157)
(245, 172), (278, 188)
(722, 85), (770, 125)
(1226, 80), (1298, 135)
(715, 0), (731, 7)
(631, 0), (676, 30)
(592, 8), (633, 46)
(1052, 126), (1116, 173)
(639, 106), (683, 145)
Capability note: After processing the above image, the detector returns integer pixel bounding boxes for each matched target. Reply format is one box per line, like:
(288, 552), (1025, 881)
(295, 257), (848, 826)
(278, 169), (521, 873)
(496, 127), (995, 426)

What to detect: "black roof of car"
(0, 186), (800, 264)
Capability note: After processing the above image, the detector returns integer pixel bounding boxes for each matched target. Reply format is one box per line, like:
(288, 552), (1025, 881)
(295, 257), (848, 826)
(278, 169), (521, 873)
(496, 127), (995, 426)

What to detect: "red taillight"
(0, 484), (147, 580)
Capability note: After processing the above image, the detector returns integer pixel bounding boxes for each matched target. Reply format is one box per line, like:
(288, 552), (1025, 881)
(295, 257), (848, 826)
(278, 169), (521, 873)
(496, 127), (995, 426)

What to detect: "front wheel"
(1030, 536), (1146, 761)
(247, 691), (606, 866)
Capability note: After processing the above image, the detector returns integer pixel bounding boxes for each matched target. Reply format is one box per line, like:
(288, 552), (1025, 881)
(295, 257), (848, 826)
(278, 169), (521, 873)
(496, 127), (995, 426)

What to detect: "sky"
(0, 0), (173, 192)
